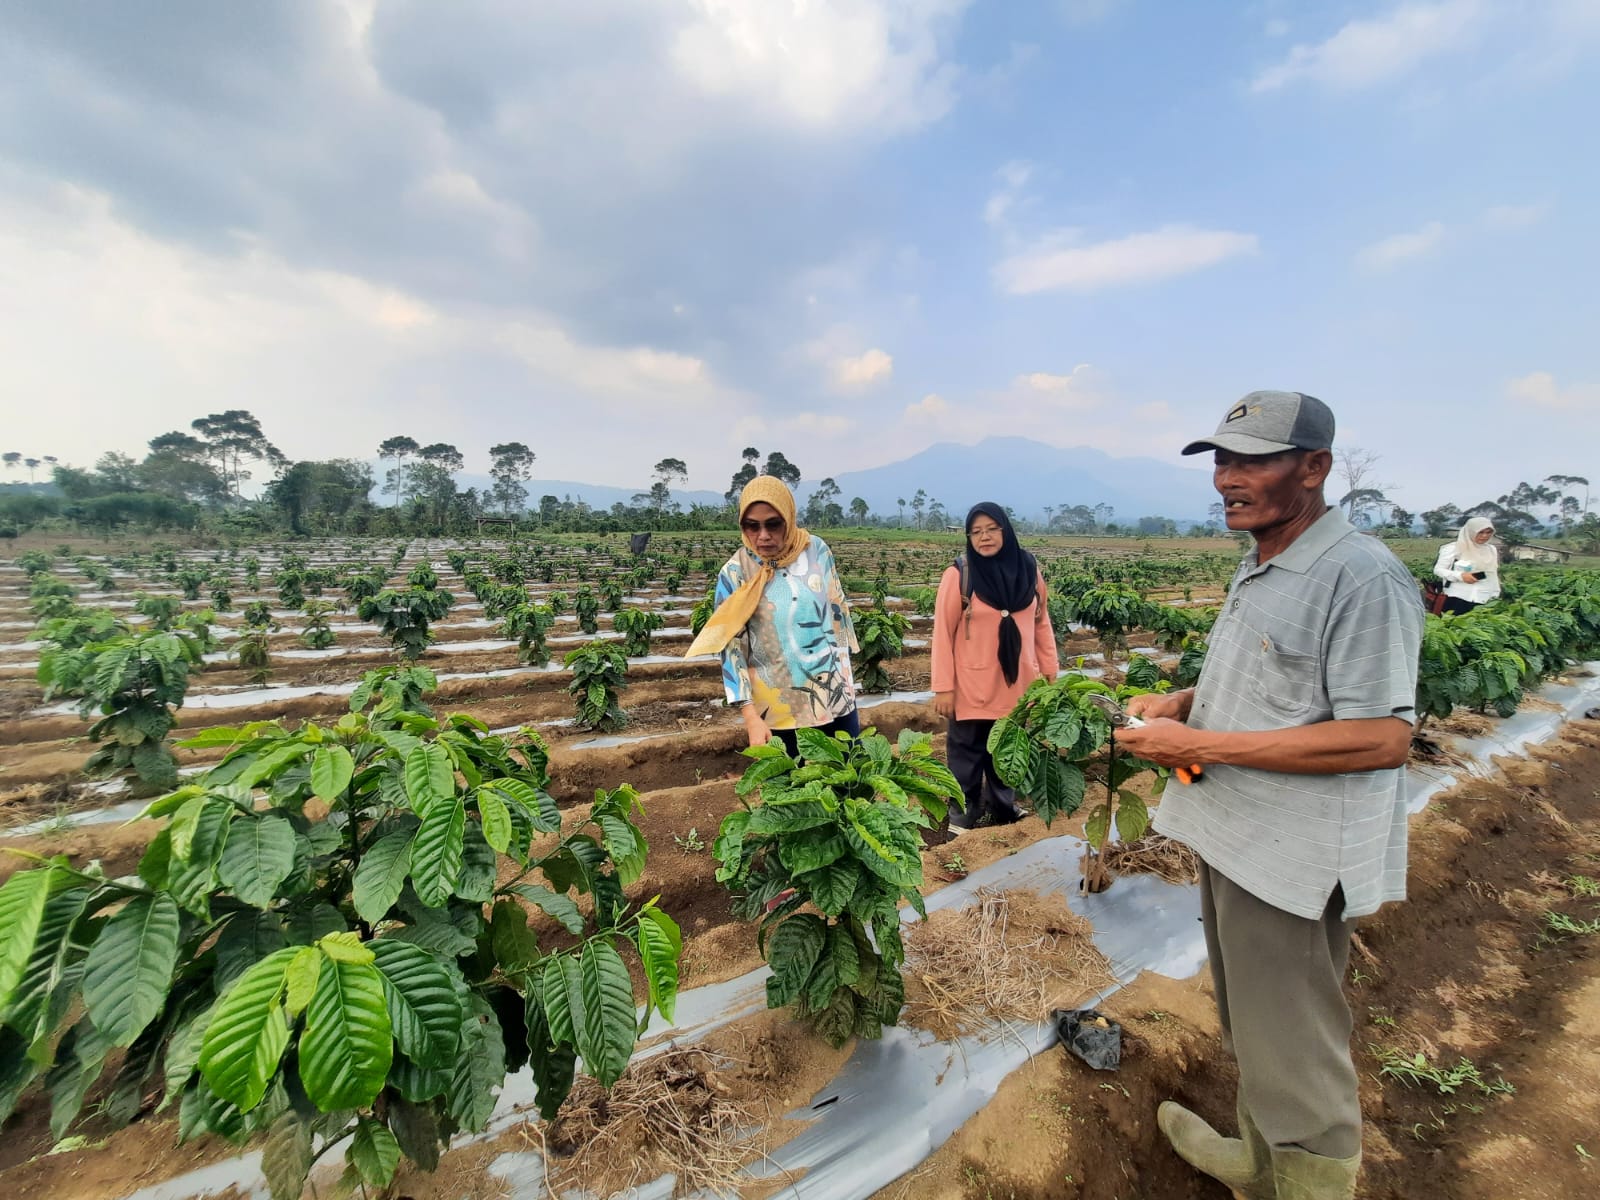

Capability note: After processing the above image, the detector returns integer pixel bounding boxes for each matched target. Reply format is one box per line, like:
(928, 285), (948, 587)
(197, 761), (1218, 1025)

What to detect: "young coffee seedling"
(716, 728), (960, 1047)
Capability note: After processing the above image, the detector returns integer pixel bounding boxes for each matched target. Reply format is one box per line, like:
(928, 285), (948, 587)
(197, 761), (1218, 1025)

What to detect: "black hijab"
(964, 502), (1038, 685)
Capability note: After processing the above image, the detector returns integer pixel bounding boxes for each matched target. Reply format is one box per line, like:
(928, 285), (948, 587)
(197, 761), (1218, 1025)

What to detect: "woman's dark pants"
(946, 718), (1022, 827)
(772, 708), (861, 758)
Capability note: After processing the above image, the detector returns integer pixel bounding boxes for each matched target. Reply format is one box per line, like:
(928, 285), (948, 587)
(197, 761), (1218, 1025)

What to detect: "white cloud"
(1264, 19), (1290, 38)
(833, 348), (895, 388)
(982, 160), (1033, 228)
(1251, 1), (1485, 93)
(0, 179), (743, 483)
(1015, 365), (1097, 396)
(1355, 220), (1447, 270)
(1505, 371), (1600, 411)
(1482, 202), (1548, 230)
(890, 367), (1184, 459)
(994, 226), (1258, 295)
(670, 0), (971, 132)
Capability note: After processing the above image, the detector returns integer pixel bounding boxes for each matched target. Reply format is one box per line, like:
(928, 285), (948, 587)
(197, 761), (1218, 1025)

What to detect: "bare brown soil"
(871, 718), (1600, 1200)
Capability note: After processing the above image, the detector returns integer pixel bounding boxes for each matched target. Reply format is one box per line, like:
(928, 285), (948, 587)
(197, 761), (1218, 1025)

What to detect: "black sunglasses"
(740, 516), (786, 534)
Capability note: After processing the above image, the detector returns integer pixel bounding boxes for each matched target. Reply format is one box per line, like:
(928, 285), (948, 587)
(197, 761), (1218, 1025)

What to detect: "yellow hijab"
(685, 476), (811, 657)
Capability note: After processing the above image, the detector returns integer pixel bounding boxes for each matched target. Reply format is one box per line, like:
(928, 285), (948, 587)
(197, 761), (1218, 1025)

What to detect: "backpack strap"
(953, 554), (973, 639)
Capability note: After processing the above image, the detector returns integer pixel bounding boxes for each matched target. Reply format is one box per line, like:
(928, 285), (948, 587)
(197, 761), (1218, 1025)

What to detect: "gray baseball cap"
(1181, 390), (1336, 456)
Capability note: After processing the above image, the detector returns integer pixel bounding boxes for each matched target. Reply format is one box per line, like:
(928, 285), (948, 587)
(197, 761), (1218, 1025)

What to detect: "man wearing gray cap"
(1118, 391), (1423, 1200)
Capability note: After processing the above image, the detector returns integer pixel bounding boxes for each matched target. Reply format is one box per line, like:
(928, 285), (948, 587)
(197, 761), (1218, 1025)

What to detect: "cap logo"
(1224, 402), (1256, 423)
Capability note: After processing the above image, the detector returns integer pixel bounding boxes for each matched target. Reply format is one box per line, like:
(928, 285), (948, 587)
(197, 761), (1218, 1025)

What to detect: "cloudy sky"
(1, 0), (1596, 513)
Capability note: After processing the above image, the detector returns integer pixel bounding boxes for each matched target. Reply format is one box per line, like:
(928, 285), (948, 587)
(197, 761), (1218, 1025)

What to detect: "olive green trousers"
(1199, 862), (1363, 1160)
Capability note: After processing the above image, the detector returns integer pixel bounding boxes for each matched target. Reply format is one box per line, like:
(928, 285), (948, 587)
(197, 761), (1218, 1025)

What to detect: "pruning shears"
(1085, 694), (1205, 785)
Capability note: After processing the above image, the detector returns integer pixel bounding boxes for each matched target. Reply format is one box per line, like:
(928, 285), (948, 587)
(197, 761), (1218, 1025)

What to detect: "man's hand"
(1461, 571), (1481, 583)
(1124, 689), (1192, 723)
(1115, 717), (1209, 768)
(933, 691), (956, 719)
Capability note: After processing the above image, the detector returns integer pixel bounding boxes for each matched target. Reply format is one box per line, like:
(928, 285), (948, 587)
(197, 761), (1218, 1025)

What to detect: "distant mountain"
(808, 438), (1218, 525)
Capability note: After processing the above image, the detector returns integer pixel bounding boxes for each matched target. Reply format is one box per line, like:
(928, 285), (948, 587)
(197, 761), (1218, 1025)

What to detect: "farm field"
(1, 532), (1598, 1200)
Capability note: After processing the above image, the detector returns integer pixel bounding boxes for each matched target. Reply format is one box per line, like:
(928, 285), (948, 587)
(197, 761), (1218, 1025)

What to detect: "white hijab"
(1454, 517), (1498, 571)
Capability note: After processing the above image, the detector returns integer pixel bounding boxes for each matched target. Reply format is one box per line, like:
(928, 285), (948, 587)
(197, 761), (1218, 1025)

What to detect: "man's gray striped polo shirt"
(1153, 507), (1424, 920)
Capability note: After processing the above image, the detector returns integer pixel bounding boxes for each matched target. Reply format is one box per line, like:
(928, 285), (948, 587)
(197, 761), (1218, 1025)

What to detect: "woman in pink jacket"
(932, 502), (1058, 829)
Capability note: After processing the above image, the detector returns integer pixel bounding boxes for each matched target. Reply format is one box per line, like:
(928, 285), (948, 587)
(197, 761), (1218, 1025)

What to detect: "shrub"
(690, 582), (718, 636)
(345, 569), (385, 607)
(852, 605), (909, 693)
(565, 641), (629, 731)
(613, 607), (665, 657)
(301, 600), (338, 650)
(276, 570), (306, 611)
(176, 568), (207, 601)
(36, 608), (126, 651)
(17, 549), (54, 577)
(574, 586), (601, 635)
(29, 573), (78, 620)
(503, 603), (556, 666)
(0, 675), (680, 1196)
(988, 674), (1166, 891)
(359, 586), (455, 661)
(714, 728), (958, 1046)
(135, 593), (182, 631)
(37, 629), (205, 790)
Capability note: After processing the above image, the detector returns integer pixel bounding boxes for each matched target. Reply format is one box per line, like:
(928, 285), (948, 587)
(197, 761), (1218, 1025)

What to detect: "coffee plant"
(17, 549), (53, 577)
(237, 604), (280, 684)
(359, 583), (455, 662)
(714, 728), (959, 1046)
(276, 570), (306, 611)
(29, 574), (78, 621)
(565, 641), (629, 732)
(503, 603), (556, 666)
(36, 608), (126, 651)
(613, 607), (664, 657)
(0, 671), (680, 1198)
(300, 600), (338, 651)
(574, 586), (600, 635)
(177, 569), (207, 601)
(690, 582), (717, 637)
(852, 604), (909, 693)
(989, 673), (1165, 892)
(37, 629), (206, 790)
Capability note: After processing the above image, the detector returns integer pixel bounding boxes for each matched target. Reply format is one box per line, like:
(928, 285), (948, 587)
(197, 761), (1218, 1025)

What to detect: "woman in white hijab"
(1433, 516), (1500, 614)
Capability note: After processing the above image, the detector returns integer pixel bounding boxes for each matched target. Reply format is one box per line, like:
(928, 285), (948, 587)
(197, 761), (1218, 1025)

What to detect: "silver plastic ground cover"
(104, 667), (1600, 1200)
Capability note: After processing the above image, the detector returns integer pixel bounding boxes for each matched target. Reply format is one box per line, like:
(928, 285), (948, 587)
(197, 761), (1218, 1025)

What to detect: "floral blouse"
(716, 535), (859, 729)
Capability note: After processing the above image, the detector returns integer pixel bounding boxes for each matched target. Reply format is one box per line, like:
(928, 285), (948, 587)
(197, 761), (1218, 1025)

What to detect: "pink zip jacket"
(930, 564), (1059, 720)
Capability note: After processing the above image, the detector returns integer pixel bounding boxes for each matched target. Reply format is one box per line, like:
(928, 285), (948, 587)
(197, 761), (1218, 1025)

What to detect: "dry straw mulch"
(902, 888), (1115, 1040)
(1101, 834), (1201, 886)
(537, 1046), (759, 1199)
(1435, 711), (1496, 738)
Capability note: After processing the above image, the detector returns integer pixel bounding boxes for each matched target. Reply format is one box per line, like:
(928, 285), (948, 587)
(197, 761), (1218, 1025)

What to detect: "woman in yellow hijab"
(686, 476), (859, 753)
